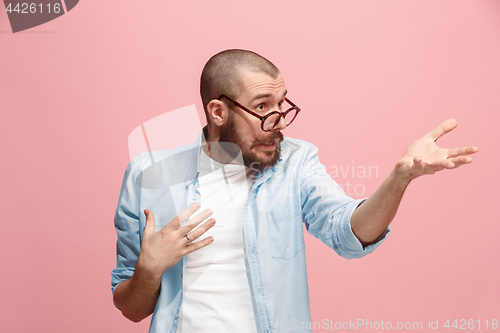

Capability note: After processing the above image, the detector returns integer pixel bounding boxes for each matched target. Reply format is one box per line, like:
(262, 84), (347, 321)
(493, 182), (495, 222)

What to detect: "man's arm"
(350, 168), (409, 246)
(298, 139), (384, 259)
(113, 206), (215, 323)
(113, 263), (162, 322)
(351, 119), (478, 246)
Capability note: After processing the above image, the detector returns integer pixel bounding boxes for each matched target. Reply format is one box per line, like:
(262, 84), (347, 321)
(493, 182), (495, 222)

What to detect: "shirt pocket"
(266, 205), (305, 260)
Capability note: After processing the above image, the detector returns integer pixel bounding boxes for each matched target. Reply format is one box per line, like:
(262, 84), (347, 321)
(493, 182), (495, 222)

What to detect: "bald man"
(111, 50), (478, 333)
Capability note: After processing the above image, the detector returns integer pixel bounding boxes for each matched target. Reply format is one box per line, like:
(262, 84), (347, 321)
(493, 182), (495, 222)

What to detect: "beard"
(218, 113), (283, 171)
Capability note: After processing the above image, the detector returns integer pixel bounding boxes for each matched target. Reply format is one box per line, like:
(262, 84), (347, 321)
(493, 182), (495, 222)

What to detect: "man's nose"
(272, 115), (287, 131)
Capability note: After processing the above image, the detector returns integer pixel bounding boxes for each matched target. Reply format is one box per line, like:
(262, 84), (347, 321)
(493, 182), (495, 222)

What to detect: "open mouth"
(256, 141), (276, 151)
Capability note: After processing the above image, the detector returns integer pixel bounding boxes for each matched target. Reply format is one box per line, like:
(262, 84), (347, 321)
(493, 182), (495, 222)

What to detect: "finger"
(167, 202), (201, 229)
(144, 209), (155, 233)
(442, 160), (455, 169)
(447, 146), (479, 158)
(448, 155), (473, 167)
(184, 236), (214, 254)
(432, 159), (455, 170)
(177, 210), (214, 235)
(419, 158), (453, 172)
(183, 218), (216, 242)
(425, 119), (458, 141)
(412, 156), (425, 171)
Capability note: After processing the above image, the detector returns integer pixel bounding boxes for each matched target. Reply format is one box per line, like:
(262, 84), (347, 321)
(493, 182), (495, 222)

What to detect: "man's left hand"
(395, 119), (479, 183)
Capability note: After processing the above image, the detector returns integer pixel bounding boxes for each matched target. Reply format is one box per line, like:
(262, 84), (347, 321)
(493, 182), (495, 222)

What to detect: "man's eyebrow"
(251, 93), (272, 101)
(251, 90), (288, 102)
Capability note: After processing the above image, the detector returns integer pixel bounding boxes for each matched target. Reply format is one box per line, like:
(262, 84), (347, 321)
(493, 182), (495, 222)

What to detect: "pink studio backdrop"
(1, 1), (499, 332)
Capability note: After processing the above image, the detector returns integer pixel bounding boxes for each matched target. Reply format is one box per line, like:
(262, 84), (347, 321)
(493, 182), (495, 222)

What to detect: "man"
(111, 49), (478, 333)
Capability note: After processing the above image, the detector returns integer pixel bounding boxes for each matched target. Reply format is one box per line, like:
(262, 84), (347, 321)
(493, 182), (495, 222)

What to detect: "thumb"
(144, 209), (156, 232)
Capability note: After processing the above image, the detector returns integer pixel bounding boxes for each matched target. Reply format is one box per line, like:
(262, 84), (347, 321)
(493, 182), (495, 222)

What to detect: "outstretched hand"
(395, 119), (479, 182)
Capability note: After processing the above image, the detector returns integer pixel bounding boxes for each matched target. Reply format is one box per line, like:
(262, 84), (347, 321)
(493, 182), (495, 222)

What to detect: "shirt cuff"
(111, 268), (134, 293)
(337, 198), (391, 258)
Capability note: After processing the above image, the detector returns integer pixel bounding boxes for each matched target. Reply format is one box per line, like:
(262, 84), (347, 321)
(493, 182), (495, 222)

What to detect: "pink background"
(1, 0), (499, 332)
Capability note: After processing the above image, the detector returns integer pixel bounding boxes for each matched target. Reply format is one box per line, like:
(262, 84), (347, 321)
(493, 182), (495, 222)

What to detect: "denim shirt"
(112, 133), (390, 333)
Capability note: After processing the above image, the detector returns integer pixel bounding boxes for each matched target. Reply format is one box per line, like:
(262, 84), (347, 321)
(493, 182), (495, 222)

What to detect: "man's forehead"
(237, 71), (286, 100)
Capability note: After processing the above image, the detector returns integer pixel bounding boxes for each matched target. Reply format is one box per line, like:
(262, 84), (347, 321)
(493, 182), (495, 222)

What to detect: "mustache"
(251, 131), (284, 146)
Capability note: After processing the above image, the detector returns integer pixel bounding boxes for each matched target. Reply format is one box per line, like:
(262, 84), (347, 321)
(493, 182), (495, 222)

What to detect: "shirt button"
(193, 195), (199, 200)
(175, 314), (179, 319)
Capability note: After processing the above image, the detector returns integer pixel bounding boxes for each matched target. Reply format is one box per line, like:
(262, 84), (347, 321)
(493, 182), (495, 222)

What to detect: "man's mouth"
(255, 140), (277, 151)
(251, 132), (283, 151)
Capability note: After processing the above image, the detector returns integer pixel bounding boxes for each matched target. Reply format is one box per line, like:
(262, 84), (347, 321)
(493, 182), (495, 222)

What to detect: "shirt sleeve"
(111, 160), (142, 293)
(300, 145), (390, 259)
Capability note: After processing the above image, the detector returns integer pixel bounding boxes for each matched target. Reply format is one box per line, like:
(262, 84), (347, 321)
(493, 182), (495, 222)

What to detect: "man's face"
(219, 71), (287, 171)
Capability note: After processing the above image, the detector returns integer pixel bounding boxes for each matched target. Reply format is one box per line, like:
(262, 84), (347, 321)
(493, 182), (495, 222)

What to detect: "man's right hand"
(136, 202), (215, 280)
(113, 202), (215, 322)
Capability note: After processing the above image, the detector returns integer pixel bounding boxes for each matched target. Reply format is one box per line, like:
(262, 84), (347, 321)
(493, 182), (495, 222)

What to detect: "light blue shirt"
(112, 132), (390, 333)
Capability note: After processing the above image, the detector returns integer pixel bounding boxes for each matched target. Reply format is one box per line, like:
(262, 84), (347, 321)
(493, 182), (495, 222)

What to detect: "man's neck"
(202, 126), (242, 166)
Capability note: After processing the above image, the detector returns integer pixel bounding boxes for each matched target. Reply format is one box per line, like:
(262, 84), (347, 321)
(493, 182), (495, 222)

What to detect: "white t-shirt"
(177, 147), (258, 333)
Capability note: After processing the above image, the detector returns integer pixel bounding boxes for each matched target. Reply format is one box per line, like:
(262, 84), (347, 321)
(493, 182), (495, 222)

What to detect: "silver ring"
(185, 234), (192, 245)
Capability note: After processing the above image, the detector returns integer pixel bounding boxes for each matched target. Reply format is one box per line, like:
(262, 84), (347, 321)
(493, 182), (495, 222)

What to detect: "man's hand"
(113, 202), (215, 322)
(351, 119), (478, 245)
(395, 119), (479, 183)
(137, 202), (215, 280)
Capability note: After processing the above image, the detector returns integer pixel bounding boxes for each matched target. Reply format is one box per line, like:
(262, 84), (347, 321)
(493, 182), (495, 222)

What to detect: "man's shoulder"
(282, 136), (315, 148)
(280, 136), (318, 161)
(129, 141), (200, 173)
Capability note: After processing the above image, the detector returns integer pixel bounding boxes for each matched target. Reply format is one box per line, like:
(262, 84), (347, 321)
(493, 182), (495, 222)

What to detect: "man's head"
(200, 49), (281, 114)
(200, 49), (287, 171)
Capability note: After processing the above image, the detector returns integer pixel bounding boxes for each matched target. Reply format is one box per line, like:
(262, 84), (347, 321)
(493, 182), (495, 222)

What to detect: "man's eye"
(256, 103), (266, 111)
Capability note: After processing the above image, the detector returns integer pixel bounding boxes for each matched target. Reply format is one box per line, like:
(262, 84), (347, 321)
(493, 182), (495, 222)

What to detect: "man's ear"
(207, 99), (227, 127)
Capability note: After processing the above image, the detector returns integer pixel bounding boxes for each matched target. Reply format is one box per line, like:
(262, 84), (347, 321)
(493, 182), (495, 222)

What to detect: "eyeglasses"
(218, 94), (301, 132)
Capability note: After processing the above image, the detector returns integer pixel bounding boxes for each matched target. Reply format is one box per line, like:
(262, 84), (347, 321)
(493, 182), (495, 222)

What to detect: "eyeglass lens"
(262, 103), (298, 131)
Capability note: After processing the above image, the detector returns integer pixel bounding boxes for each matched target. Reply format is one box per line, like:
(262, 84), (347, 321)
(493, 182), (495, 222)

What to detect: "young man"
(111, 50), (478, 333)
